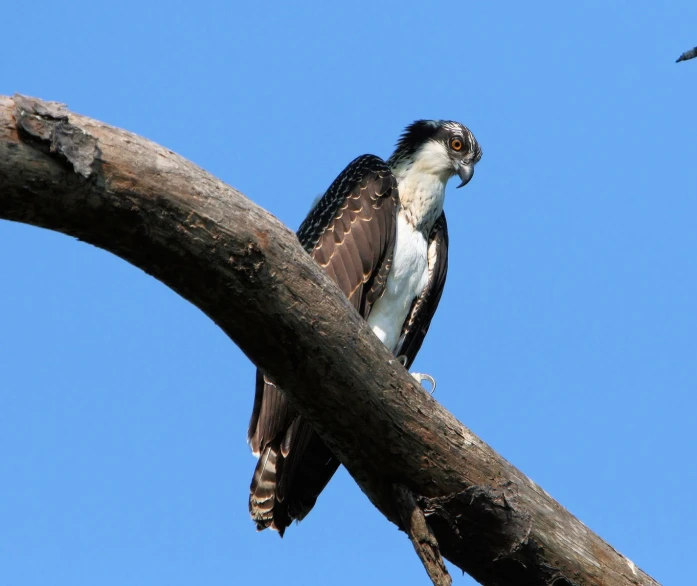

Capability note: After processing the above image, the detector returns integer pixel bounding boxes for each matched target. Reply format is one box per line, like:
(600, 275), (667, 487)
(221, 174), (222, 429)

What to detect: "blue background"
(2, 2), (695, 584)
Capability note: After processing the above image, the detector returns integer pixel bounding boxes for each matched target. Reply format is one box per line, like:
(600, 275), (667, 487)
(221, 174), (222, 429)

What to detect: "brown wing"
(248, 154), (398, 535)
(394, 212), (449, 369)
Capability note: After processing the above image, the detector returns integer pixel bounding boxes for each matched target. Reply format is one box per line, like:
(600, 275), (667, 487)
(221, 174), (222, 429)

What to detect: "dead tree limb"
(0, 94), (659, 586)
(394, 484), (452, 586)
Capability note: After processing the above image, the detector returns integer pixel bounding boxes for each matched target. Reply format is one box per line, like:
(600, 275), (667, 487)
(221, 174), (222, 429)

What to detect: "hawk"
(248, 120), (482, 535)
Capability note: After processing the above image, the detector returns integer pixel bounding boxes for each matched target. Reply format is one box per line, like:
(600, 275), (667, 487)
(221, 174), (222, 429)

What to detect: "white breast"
(366, 143), (451, 354)
(367, 213), (429, 353)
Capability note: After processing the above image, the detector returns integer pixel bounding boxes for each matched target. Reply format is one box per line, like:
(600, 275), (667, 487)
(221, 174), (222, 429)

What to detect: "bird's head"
(387, 120), (482, 188)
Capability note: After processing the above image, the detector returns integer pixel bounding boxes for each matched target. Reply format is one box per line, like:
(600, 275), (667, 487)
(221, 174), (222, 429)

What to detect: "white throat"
(390, 141), (452, 233)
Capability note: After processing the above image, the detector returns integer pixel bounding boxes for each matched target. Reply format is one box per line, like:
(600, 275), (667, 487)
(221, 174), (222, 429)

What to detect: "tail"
(247, 373), (339, 536)
(249, 443), (290, 536)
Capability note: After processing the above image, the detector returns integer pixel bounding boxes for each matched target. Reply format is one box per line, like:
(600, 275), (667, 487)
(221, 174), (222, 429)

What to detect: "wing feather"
(248, 154), (398, 534)
(351, 219), (373, 276)
(247, 373), (291, 456)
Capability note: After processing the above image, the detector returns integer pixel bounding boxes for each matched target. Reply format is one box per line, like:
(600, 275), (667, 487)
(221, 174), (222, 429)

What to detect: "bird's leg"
(396, 355), (437, 394)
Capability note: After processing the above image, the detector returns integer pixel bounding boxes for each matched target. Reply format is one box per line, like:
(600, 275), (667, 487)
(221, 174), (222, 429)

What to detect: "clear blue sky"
(2, 2), (696, 584)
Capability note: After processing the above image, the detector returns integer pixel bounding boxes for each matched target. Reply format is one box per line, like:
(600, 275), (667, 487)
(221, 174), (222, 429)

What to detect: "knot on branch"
(418, 483), (579, 585)
(421, 483), (532, 551)
(14, 94), (99, 178)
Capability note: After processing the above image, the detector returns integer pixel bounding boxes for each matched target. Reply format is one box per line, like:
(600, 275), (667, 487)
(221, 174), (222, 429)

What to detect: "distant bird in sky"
(676, 46), (697, 63)
(247, 120), (482, 535)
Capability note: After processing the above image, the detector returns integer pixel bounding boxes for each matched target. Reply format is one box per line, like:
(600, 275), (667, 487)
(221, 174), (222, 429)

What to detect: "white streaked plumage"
(368, 210), (441, 350)
(367, 139), (451, 352)
(368, 213), (430, 351)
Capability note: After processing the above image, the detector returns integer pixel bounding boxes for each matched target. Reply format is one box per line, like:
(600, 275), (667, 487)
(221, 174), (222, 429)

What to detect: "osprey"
(248, 120), (482, 535)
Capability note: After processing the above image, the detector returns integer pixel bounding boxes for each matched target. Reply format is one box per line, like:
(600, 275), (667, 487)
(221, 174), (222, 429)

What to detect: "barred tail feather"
(249, 444), (290, 536)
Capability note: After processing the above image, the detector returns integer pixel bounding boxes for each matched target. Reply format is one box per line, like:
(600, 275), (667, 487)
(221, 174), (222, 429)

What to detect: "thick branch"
(0, 95), (659, 586)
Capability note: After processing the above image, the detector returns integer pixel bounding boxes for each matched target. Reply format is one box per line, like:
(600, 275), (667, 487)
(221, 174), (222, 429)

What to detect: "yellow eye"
(450, 137), (464, 151)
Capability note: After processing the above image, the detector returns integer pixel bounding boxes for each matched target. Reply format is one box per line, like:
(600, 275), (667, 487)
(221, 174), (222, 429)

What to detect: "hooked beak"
(456, 162), (474, 188)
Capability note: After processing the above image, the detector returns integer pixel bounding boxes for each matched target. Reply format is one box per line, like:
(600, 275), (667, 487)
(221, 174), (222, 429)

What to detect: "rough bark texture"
(394, 484), (452, 586)
(0, 94), (660, 586)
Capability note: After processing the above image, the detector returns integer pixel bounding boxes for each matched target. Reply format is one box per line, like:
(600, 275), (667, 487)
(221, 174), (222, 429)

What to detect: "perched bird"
(676, 46), (697, 63)
(247, 120), (482, 535)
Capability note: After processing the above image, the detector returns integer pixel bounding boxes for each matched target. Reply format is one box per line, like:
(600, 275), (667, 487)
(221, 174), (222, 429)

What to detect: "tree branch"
(0, 94), (659, 586)
(394, 484), (452, 586)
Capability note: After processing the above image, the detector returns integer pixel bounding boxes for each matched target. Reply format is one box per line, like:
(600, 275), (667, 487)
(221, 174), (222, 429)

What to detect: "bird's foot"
(396, 355), (436, 393)
(411, 372), (436, 394)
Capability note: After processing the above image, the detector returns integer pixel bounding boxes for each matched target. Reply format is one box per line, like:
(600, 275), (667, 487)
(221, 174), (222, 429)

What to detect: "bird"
(247, 120), (482, 535)
(676, 46), (697, 63)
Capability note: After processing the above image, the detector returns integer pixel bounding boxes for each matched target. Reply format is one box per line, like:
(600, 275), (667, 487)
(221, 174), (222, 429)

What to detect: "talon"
(410, 372), (436, 394)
